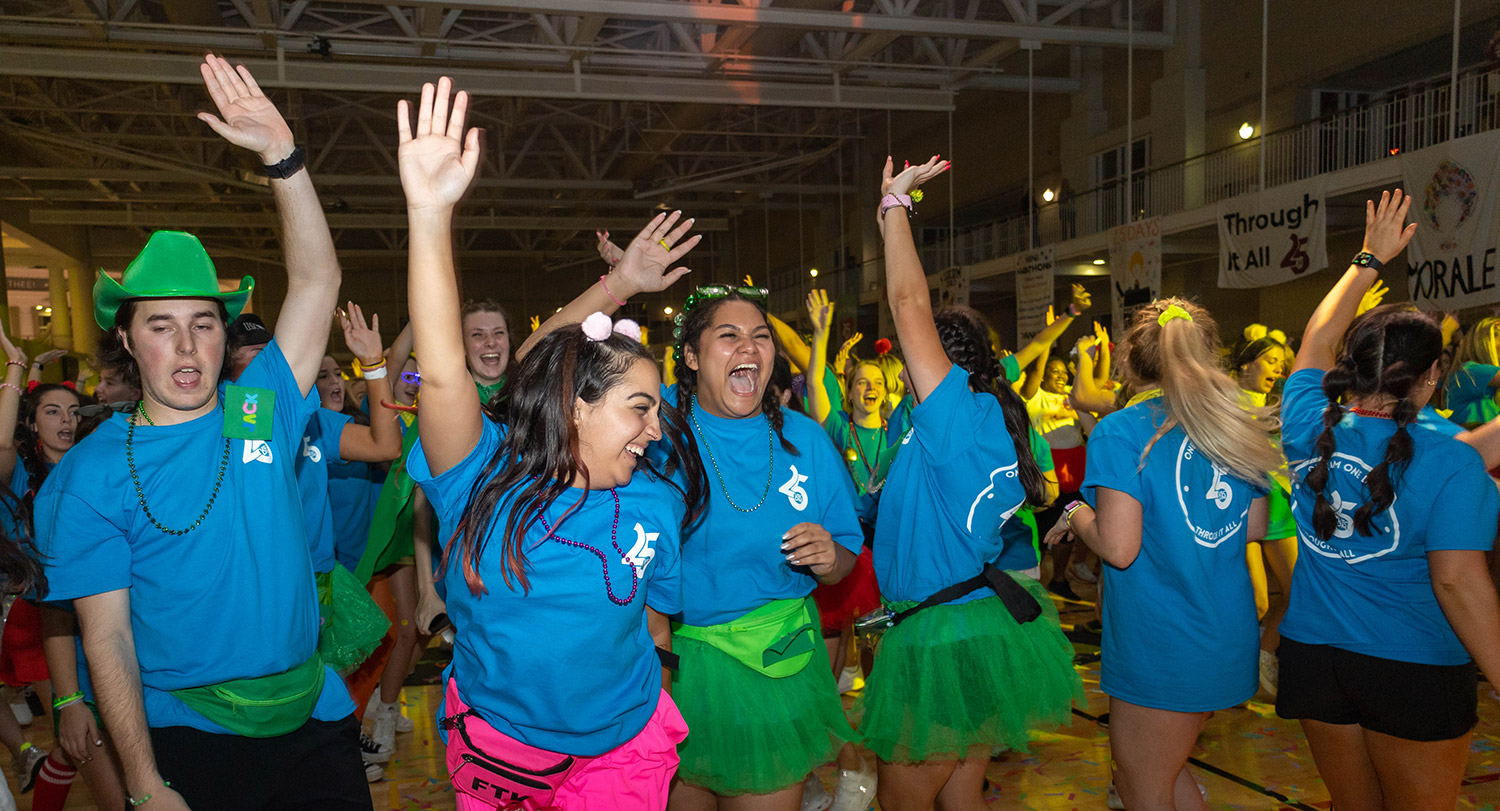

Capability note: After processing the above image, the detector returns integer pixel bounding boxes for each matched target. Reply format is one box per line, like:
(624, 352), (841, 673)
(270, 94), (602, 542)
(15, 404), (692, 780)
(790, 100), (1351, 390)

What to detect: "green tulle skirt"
(673, 622), (857, 796)
(316, 565), (391, 675)
(857, 574), (1083, 764)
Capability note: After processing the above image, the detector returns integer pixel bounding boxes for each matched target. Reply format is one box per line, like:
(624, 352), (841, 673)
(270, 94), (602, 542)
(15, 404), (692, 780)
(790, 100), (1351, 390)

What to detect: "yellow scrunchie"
(1157, 304), (1194, 326)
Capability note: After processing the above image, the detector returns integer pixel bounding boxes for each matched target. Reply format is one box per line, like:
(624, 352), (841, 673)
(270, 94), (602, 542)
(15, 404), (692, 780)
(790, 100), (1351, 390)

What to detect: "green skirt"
(673, 623), (857, 796)
(858, 575), (1083, 764)
(1265, 483), (1296, 540)
(317, 565), (391, 675)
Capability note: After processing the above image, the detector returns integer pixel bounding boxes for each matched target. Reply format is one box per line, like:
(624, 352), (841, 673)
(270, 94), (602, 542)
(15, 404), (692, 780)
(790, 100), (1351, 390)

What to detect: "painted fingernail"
(780, 543), (790, 551)
(782, 531), (791, 540)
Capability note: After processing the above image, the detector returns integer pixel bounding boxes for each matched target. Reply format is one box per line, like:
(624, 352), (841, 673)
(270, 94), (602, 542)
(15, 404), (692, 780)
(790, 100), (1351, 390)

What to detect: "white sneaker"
(363, 757), (385, 783)
(830, 765), (877, 811)
(1068, 562), (1098, 584)
(366, 693), (415, 734)
(371, 704), (398, 756)
(1259, 649), (1279, 699)
(800, 773), (833, 811)
(1106, 779), (1206, 809)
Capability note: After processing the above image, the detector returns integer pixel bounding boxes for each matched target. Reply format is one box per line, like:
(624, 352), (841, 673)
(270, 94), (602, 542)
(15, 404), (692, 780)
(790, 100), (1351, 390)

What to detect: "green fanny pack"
(675, 598), (817, 678)
(169, 653), (326, 738)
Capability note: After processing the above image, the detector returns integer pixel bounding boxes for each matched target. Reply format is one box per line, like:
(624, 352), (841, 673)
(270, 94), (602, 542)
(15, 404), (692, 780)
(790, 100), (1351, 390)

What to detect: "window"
(1091, 136), (1151, 228)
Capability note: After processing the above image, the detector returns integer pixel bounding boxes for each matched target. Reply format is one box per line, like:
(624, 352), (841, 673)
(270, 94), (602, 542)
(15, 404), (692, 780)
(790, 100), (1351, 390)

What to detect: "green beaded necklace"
(127, 400), (232, 536)
(690, 395), (775, 513)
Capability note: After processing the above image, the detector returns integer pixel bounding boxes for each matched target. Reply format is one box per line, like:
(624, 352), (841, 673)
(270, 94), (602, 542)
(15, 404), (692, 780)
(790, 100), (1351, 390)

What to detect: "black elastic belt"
(655, 646), (680, 671)
(891, 563), (1042, 627)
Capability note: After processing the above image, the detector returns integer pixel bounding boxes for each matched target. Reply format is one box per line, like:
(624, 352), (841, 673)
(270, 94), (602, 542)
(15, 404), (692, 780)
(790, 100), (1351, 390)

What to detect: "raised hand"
(806, 289), (833, 336)
(596, 230), (625, 266)
(882, 155), (951, 198)
(32, 349), (68, 367)
(1094, 321), (1109, 346)
(339, 301), (384, 366)
(837, 332), (863, 361)
(1357, 279), (1390, 316)
(197, 54), (295, 163)
(397, 77), (482, 212)
(0, 324), (28, 368)
(1070, 283), (1093, 313)
(1362, 189), (1418, 265)
(605, 211), (700, 300)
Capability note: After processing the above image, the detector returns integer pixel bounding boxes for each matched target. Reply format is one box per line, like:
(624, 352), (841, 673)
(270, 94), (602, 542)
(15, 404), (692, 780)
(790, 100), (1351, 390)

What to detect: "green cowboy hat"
(94, 230), (254, 330)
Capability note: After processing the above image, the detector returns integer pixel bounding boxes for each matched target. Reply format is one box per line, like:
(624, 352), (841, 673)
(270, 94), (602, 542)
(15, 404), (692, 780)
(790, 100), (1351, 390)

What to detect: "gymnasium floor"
(14, 584), (1500, 810)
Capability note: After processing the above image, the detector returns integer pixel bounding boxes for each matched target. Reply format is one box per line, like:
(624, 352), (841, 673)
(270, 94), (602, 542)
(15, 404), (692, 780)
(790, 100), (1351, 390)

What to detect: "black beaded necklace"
(126, 401), (232, 536)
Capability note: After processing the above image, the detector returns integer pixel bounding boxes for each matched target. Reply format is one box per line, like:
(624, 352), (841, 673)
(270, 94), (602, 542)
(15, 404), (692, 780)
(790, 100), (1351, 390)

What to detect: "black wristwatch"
(1352, 251), (1384, 271)
(261, 146), (306, 179)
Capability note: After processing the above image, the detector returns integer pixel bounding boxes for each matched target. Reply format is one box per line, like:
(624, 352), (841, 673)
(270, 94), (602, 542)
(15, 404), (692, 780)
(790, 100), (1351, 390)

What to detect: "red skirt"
(812, 547), (882, 632)
(0, 599), (49, 686)
(1051, 445), (1088, 494)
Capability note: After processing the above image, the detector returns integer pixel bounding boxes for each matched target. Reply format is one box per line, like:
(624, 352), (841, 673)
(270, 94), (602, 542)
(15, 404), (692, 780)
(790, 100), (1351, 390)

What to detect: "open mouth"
(727, 362), (759, 397)
(478, 353), (503, 367)
(56, 431), (73, 443)
(171, 366), (202, 390)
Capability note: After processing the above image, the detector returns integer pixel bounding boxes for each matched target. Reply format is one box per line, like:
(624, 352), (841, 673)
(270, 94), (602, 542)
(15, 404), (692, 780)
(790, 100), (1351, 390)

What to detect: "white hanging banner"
(937, 265), (969, 309)
(1403, 129), (1500, 312)
(1109, 217), (1162, 329)
(1216, 178), (1329, 289)
(1015, 246), (1056, 347)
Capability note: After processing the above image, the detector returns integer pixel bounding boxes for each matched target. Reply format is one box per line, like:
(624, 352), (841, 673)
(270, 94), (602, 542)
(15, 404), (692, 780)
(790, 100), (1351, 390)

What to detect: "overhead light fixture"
(1238, 122), (1255, 140)
(663, 306), (673, 315)
(1093, 259), (1106, 265)
(1042, 189), (1055, 203)
(809, 268), (819, 278)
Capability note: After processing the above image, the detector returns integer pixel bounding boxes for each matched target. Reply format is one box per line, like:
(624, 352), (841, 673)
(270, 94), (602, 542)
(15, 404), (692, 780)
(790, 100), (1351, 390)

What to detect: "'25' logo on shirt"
(780, 466), (810, 511)
(623, 523), (658, 577)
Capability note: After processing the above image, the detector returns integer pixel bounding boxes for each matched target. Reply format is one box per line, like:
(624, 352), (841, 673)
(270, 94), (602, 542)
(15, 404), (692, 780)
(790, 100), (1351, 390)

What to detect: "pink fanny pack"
(441, 679), (597, 810)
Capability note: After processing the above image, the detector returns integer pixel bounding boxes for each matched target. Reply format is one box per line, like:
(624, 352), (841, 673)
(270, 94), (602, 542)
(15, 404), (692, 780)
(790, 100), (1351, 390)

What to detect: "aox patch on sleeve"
(223, 385), (275, 441)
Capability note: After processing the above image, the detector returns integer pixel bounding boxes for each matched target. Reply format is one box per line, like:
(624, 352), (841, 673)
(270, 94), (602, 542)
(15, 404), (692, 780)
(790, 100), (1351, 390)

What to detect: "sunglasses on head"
(672, 284), (771, 340)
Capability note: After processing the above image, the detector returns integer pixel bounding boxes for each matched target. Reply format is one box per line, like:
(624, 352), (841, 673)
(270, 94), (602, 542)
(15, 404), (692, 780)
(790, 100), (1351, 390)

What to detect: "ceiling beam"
(29, 209), (731, 230)
(0, 47), (961, 110)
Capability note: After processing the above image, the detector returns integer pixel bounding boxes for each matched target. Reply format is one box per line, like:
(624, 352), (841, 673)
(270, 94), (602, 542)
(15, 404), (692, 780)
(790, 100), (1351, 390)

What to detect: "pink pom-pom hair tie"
(581, 312), (614, 342)
(612, 319), (642, 342)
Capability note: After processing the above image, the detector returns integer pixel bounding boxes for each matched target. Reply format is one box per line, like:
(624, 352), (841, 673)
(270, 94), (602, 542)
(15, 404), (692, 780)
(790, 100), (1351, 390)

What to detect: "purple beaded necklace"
(536, 488), (639, 606)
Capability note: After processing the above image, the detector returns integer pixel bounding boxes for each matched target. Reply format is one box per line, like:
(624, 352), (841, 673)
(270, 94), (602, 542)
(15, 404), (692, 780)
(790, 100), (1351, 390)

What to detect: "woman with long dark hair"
(1275, 189), (1500, 810)
(864, 156), (1081, 811)
(398, 76), (706, 811)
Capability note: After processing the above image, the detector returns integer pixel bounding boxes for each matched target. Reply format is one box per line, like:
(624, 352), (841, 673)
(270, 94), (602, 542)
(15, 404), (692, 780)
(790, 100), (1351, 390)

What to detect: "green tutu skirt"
(1265, 483), (1295, 540)
(673, 624), (857, 796)
(316, 565), (391, 675)
(858, 574), (1083, 764)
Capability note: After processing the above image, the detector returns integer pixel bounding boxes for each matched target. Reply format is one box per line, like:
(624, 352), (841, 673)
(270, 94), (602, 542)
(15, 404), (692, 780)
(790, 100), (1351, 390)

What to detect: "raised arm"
(805, 290), (835, 424)
(385, 320), (414, 372)
(397, 78), (484, 475)
(1294, 189), (1415, 374)
(516, 215), (699, 361)
(1019, 343), (1048, 401)
(1012, 285), (1092, 371)
(1093, 322), (1112, 384)
(768, 314), (810, 374)
(880, 155), (951, 401)
(1070, 336), (1117, 415)
(76, 590), (189, 811)
(198, 55), (339, 394)
(335, 302), (402, 463)
(0, 325), (28, 485)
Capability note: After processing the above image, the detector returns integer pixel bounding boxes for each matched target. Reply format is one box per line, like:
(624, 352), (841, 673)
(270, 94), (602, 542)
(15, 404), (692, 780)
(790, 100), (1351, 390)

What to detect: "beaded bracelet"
(0, 384), (21, 397)
(128, 781), (170, 807)
(52, 691), (83, 710)
(5, 361), (24, 370)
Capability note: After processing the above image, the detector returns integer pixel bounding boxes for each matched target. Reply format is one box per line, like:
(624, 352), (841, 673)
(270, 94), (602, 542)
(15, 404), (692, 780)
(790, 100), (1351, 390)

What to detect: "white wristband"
(363, 366), (388, 381)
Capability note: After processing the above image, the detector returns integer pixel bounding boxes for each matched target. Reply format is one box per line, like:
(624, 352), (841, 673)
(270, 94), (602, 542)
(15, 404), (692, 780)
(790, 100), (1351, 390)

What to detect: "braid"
(934, 308), (1047, 507)
(1307, 361), (1351, 541)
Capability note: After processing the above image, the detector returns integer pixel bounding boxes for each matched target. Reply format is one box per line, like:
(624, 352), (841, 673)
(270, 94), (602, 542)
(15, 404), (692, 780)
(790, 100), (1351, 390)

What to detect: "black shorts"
(1275, 636), (1478, 742)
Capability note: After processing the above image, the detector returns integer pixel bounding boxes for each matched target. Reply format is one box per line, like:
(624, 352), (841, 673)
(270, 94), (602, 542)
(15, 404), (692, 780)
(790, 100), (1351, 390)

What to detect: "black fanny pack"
(881, 563), (1043, 630)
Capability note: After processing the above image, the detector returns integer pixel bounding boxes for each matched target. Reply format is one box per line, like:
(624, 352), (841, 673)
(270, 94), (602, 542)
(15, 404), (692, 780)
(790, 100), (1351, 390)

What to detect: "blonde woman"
(1444, 317), (1500, 428)
(1045, 298), (1280, 810)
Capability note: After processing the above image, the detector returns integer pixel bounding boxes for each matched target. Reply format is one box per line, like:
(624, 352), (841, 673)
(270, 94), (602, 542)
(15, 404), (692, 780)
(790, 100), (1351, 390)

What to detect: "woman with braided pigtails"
(863, 155), (1081, 811)
(1274, 189), (1500, 811)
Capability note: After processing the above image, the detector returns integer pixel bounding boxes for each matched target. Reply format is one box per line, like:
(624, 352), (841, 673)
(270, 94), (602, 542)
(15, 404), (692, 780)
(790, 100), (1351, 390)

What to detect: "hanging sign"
(1015, 246), (1055, 347)
(1109, 217), (1161, 329)
(1216, 178), (1329, 288)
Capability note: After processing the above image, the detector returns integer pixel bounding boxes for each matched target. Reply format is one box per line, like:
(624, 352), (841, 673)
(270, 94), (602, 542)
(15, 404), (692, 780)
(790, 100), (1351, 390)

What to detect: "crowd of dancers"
(0, 54), (1490, 811)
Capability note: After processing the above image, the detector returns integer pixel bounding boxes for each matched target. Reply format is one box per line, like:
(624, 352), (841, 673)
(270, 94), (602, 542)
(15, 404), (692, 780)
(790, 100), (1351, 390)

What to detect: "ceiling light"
(1042, 189), (1055, 203)
(1238, 122), (1255, 140)
(809, 268), (819, 278)
(1093, 259), (1106, 265)
(663, 306), (673, 315)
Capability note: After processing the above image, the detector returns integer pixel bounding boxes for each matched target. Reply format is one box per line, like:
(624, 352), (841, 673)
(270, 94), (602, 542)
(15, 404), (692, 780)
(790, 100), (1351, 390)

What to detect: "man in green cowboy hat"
(32, 54), (370, 810)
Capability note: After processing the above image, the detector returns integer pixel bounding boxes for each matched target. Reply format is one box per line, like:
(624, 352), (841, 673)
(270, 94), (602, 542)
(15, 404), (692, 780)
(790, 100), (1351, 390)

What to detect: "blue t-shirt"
(1082, 397), (1266, 712)
(995, 426), (1053, 572)
(296, 406), (353, 574)
(655, 391), (863, 627)
(34, 340), (352, 733)
(874, 366), (1028, 605)
(328, 456), (377, 573)
(823, 410), (900, 524)
(1444, 362), (1500, 427)
(1280, 368), (1498, 665)
(410, 419), (683, 756)
(887, 355), (1020, 439)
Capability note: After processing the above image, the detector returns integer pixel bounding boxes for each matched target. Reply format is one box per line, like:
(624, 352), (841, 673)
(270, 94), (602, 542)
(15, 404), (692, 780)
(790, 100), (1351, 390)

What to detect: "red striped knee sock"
(29, 750), (76, 811)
